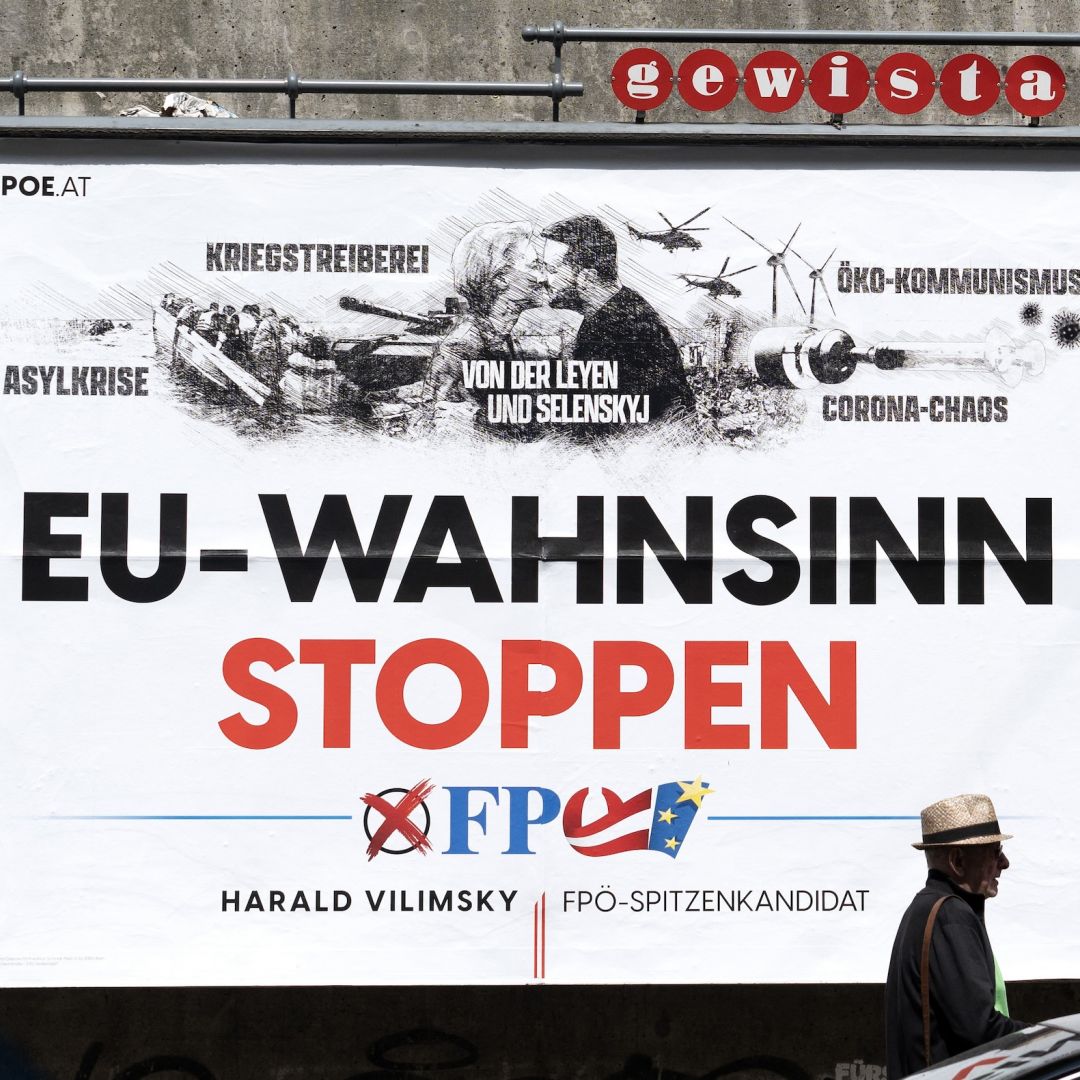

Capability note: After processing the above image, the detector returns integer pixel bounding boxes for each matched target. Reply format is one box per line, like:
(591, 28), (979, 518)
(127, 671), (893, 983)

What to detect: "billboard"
(0, 140), (1071, 987)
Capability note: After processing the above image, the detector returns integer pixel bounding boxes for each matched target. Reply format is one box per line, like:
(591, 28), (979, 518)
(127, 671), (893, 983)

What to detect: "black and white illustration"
(4, 165), (1065, 450)
(146, 195), (808, 447)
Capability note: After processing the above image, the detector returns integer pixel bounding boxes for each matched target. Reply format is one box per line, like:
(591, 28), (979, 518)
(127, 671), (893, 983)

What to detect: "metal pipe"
(0, 74), (582, 121)
(551, 19), (566, 122)
(0, 75), (582, 100)
(3, 117), (1080, 144)
(298, 79), (582, 98)
(286, 71), (300, 119)
(0, 77), (293, 93)
(523, 25), (1080, 46)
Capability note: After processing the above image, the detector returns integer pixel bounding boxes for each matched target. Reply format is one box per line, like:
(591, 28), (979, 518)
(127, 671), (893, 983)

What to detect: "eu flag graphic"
(647, 778), (711, 858)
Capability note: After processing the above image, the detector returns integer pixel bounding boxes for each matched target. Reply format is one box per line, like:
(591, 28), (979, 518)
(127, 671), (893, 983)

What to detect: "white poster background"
(0, 143), (1075, 986)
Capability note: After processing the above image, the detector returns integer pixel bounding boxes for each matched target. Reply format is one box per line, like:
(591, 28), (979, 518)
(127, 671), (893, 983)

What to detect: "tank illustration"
(332, 296), (462, 392)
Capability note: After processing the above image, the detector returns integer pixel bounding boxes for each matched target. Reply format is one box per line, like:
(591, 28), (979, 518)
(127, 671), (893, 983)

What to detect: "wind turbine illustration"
(794, 247), (838, 325)
(723, 218), (806, 320)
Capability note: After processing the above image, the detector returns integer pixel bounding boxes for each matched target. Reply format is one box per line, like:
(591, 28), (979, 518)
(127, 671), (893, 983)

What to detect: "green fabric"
(994, 955), (1010, 1016)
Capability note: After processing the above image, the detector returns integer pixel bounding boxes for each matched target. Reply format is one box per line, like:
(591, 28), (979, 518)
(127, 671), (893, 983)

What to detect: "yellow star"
(665, 837), (680, 850)
(657, 808), (677, 825)
(675, 777), (713, 808)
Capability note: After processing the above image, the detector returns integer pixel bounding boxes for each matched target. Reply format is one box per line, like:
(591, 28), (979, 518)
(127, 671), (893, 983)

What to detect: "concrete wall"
(1, 1), (1078, 124)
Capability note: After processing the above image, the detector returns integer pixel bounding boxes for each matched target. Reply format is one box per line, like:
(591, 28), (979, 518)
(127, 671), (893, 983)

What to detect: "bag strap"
(921, 895), (957, 1068)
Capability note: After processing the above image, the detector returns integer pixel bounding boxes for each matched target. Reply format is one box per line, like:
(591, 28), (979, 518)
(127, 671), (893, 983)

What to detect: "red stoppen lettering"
(376, 637), (489, 749)
(298, 639), (375, 748)
(760, 640), (857, 749)
(218, 636), (857, 751)
(501, 639), (584, 748)
(684, 640), (751, 749)
(219, 637), (298, 749)
(593, 641), (675, 749)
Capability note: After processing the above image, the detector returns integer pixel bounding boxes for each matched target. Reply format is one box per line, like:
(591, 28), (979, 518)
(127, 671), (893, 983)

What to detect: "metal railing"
(3, 25), (1079, 139)
(0, 72), (583, 121)
(522, 25), (1080, 46)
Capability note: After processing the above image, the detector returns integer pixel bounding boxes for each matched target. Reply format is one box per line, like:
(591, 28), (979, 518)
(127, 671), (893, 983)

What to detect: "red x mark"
(361, 779), (435, 861)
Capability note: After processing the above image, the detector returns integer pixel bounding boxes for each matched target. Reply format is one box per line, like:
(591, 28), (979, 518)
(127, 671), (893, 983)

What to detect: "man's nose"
(999, 849), (1009, 869)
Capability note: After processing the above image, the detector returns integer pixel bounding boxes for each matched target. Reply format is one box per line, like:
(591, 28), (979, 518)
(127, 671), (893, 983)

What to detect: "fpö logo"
(360, 777), (712, 860)
(611, 47), (1066, 118)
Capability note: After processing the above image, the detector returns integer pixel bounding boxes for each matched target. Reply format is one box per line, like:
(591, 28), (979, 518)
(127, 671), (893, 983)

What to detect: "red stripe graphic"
(541, 892), (547, 978)
(532, 893), (547, 980)
(562, 787), (652, 856)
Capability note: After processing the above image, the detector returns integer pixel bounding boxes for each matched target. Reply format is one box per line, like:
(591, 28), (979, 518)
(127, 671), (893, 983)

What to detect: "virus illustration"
(1019, 301), (1043, 326)
(1051, 309), (1080, 349)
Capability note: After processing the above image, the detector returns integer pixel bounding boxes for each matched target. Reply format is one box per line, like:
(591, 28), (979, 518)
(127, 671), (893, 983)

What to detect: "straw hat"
(912, 793), (1013, 849)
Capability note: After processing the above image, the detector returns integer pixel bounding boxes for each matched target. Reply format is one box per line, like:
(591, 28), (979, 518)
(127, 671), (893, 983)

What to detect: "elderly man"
(886, 794), (1028, 1078)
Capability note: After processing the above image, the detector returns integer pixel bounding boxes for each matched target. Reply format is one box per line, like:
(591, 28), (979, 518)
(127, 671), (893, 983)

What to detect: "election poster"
(0, 140), (1073, 987)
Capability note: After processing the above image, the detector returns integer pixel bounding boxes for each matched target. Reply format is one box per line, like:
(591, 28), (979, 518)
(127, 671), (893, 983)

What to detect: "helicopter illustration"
(627, 208), (711, 251)
(678, 256), (756, 299)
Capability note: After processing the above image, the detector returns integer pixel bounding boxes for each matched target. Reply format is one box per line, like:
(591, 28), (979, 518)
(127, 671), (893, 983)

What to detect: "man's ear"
(946, 846), (966, 877)
(578, 267), (599, 292)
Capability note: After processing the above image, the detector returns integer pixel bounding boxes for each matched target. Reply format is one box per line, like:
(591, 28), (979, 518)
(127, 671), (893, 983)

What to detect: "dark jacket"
(574, 287), (692, 420)
(886, 870), (1026, 1079)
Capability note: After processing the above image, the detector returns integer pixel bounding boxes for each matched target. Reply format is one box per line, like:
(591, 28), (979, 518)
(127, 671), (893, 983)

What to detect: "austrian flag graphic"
(562, 778), (712, 858)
